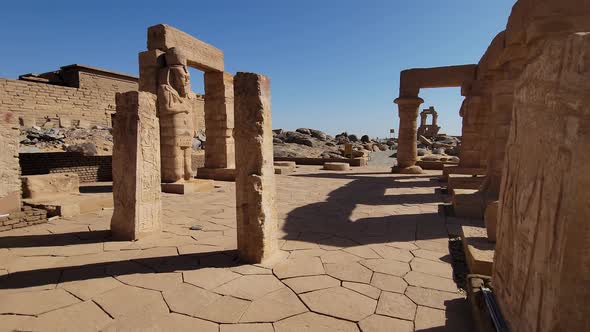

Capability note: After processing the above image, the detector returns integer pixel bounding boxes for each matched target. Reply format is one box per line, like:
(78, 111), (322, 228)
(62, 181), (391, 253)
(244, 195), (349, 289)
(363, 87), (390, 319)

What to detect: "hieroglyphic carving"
(111, 91), (162, 240)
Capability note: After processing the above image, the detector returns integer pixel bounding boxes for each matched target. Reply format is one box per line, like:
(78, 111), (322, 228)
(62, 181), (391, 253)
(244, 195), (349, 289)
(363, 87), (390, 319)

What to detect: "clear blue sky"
(0, 0), (515, 137)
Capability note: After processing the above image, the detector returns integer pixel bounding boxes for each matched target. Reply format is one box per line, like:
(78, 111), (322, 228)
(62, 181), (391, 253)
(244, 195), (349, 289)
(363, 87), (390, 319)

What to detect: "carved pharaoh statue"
(157, 48), (194, 183)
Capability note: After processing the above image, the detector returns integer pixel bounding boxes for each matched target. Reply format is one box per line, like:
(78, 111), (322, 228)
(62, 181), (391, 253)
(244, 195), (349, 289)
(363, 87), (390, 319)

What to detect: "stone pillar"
(479, 80), (515, 199)
(0, 111), (21, 215)
(111, 91), (162, 240)
(419, 112), (427, 127)
(493, 31), (590, 332)
(233, 72), (278, 263)
(198, 71), (236, 180)
(393, 96), (424, 174)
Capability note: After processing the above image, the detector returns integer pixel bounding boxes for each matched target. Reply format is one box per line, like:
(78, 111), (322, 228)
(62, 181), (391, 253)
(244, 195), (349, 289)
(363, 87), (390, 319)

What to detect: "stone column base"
(161, 179), (214, 194)
(391, 165), (424, 174)
(197, 167), (236, 181)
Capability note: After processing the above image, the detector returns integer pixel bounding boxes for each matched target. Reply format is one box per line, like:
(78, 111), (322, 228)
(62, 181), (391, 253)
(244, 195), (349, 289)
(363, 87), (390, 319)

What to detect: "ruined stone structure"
(234, 72), (278, 263)
(393, 65), (477, 174)
(140, 24), (235, 181)
(417, 106), (440, 138)
(0, 111), (21, 215)
(491, 1), (590, 331)
(0, 65), (138, 127)
(110, 92), (162, 240)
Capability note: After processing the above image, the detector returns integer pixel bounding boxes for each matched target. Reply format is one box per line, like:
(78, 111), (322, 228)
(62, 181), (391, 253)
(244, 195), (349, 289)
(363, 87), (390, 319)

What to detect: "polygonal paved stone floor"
(0, 166), (473, 331)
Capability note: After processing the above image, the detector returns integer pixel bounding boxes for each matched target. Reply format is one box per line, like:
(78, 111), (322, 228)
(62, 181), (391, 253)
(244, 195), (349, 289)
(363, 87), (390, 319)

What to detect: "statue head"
(158, 48), (191, 97)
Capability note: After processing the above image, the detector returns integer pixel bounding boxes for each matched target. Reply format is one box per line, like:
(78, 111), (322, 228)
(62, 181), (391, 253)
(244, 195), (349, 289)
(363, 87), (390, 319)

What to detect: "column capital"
(394, 96), (424, 105)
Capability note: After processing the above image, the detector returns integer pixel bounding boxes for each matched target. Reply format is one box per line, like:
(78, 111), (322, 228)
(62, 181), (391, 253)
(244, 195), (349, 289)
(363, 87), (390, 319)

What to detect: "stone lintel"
(147, 24), (224, 72)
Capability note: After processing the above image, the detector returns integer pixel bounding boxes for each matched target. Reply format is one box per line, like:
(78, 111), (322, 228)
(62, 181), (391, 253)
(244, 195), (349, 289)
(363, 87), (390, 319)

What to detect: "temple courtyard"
(0, 165), (473, 331)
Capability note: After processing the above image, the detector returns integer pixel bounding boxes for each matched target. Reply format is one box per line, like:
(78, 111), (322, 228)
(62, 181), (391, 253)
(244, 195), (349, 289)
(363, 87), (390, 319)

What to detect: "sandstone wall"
(0, 111), (21, 214)
(0, 77), (134, 127)
(493, 32), (590, 332)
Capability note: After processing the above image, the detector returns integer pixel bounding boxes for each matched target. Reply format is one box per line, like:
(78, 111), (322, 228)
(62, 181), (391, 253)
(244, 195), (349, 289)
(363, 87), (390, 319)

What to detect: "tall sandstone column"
(0, 111), (21, 214)
(204, 72), (236, 170)
(233, 72), (278, 263)
(393, 97), (423, 173)
(493, 32), (590, 332)
(111, 91), (162, 240)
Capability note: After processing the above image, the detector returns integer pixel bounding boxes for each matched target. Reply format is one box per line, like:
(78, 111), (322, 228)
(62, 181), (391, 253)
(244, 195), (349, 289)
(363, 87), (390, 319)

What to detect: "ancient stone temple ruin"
(0, 2), (588, 331)
(140, 24), (235, 182)
(417, 106), (440, 138)
(393, 1), (590, 330)
(111, 25), (279, 263)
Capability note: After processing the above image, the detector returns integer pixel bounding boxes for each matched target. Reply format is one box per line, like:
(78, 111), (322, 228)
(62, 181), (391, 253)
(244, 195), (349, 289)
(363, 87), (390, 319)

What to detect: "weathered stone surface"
(213, 275), (285, 300)
(301, 287), (377, 321)
(323, 162), (350, 171)
(147, 24), (224, 72)
(273, 257), (325, 279)
(405, 285), (464, 310)
(157, 48), (196, 184)
(493, 31), (590, 332)
(375, 292), (416, 320)
(234, 72), (278, 263)
(0, 288), (79, 315)
(404, 271), (457, 292)
(283, 275), (340, 294)
(221, 323), (274, 332)
(359, 314), (413, 332)
(325, 262), (373, 283)
(183, 267), (241, 290)
(240, 287), (307, 322)
(342, 281), (381, 299)
(94, 284), (168, 318)
(274, 312), (359, 332)
(360, 259), (410, 276)
(103, 312), (218, 332)
(0, 111), (20, 215)
(370, 273), (407, 293)
(18, 300), (112, 332)
(21, 173), (80, 200)
(111, 91), (162, 240)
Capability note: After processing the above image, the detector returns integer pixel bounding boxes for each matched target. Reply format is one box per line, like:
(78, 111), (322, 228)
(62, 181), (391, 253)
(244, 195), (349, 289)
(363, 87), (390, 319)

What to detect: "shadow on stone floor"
(0, 230), (112, 248)
(0, 249), (240, 291)
(415, 298), (474, 332)
(283, 172), (448, 246)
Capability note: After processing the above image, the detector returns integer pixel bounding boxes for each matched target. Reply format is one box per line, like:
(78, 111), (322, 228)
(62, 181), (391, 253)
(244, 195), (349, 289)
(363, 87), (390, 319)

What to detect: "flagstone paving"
(0, 166), (473, 331)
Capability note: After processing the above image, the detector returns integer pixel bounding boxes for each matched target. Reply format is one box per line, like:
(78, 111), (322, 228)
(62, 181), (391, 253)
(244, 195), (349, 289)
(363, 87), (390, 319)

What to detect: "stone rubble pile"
(19, 125), (113, 155)
(273, 128), (392, 159)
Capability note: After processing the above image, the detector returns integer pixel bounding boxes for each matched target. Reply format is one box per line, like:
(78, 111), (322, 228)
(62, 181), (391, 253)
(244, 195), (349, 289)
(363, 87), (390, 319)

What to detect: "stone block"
(110, 91), (162, 240)
(147, 24), (224, 72)
(442, 166), (486, 180)
(234, 72), (278, 263)
(21, 173), (80, 200)
(461, 225), (494, 276)
(0, 111), (21, 215)
(161, 179), (214, 194)
(323, 162), (350, 171)
(447, 174), (486, 192)
(452, 189), (486, 219)
(196, 167), (236, 181)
